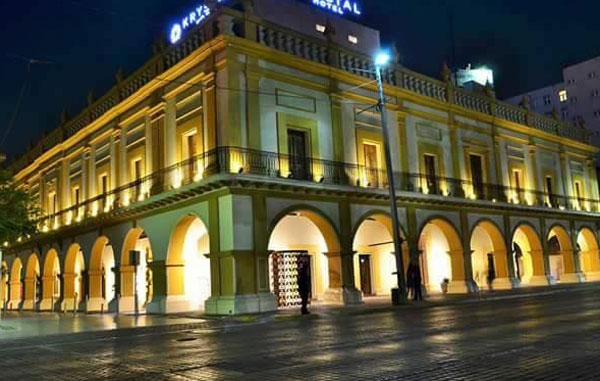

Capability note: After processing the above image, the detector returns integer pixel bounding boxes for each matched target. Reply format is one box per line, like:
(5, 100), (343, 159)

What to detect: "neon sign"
(311, 0), (362, 16)
(169, 0), (229, 44)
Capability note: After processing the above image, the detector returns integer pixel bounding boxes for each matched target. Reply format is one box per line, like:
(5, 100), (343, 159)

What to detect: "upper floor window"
(559, 90), (568, 102)
(423, 154), (438, 195)
(348, 35), (358, 44)
(316, 24), (326, 33)
(543, 95), (552, 105)
(48, 192), (57, 215)
(567, 79), (576, 85)
(575, 181), (584, 205)
(590, 71), (597, 79)
(594, 110), (600, 118)
(592, 90), (600, 98)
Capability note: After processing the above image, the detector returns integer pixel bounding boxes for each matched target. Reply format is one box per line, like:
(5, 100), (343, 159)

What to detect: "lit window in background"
(348, 35), (358, 44)
(316, 24), (326, 33)
(559, 90), (568, 103)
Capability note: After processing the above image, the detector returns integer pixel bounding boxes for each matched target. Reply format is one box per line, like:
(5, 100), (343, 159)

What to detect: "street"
(1, 288), (600, 380)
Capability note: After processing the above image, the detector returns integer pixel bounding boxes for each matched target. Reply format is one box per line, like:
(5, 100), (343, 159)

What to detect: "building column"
(491, 249), (515, 290)
(528, 249), (552, 286)
(8, 277), (22, 310)
(61, 273), (83, 312)
(205, 195), (277, 315)
(86, 269), (107, 313)
(560, 249), (585, 283)
(21, 275), (38, 310)
(117, 265), (136, 313)
(454, 211), (476, 293)
(39, 275), (58, 311)
(322, 201), (362, 304)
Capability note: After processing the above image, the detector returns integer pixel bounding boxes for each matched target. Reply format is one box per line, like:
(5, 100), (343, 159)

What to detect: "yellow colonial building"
(2, 0), (600, 315)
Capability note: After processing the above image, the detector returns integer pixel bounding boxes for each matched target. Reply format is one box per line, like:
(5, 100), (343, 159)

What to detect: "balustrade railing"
(34, 147), (600, 234)
(10, 3), (592, 176)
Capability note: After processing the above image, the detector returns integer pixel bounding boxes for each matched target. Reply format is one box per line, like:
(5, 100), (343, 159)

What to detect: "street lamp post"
(374, 52), (407, 305)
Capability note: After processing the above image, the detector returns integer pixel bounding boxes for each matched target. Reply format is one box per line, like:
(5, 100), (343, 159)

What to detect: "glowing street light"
(374, 49), (407, 305)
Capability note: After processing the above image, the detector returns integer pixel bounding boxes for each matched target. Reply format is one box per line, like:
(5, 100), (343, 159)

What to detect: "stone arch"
(577, 227), (600, 281)
(547, 225), (580, 283)
(8, 257), (23, 310)
(418, 216), (466, 293)
(22, 254), (41, 310)
(470, 219), (512, 290)
(268, 205), (342, 304)
(87, 236), (116, 312)
(0, 261), (8, 307)
(40, 249), (61, 311)
(351, 211), (408, 297)
(62, 244), (86, 311)
(163, 214), (211, 312)
(512, 223), (547, 286)
(119, 227), (154, 313)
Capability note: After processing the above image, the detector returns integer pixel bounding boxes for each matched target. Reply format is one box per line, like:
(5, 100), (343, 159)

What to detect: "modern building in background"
(506, 57), (600, 147)
(2, 0), (600, 317)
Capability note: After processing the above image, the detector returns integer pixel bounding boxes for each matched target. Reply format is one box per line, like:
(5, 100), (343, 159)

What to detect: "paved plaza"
(1, 287), (600, 380)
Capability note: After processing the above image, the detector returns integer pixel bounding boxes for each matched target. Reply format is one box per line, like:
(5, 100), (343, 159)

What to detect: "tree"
(0, 170), (39, 245)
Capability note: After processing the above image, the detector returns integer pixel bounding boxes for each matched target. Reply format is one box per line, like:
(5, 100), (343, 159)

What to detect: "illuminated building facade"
(2, 0), (600, 315)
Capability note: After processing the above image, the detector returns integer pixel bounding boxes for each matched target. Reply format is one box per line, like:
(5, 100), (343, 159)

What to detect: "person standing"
(297, 257), (311, 315)
(411, 260), (423, 301)
(406, 261), (415, 300)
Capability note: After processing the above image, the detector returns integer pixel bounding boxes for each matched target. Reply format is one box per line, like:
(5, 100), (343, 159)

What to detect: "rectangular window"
(99, 174), (108, 211)
(72, 187), (80, 219)
(559, 90), (568, 102)
(288, 129), (310, 180)
(316, 24), (326, 33)
(590, 71), (597, 79)
(513, 170), (524, 203)
(575, 181), (584, 206)
(424, 154), (438, 194)
(469, 154), (484, 199)
(48, 192), (57, 215)
(545, 176), (555, 207)
(348, 35), (358, 44)
(363, 143), (379, 187)
(183, 133), (198, 181)
(543, 95), (552, 105)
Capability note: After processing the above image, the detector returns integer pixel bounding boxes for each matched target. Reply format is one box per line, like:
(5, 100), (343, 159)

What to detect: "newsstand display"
(270, 251), (311, 308)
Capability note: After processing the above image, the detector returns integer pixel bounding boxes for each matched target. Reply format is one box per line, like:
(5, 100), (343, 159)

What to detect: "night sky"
(1, 0), (600, 160)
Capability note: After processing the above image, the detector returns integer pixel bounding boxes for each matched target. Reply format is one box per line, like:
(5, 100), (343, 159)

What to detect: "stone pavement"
(1, 285), (600, 380)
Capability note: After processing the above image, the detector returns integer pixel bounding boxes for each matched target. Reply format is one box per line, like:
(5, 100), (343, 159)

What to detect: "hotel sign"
(311, 0), (362, 16)
(170, 0), (363, 44)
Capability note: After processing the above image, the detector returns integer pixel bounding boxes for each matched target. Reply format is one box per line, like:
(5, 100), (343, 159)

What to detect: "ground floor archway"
(62, 244), (86, 312)
(547, 226), (581, 283)
(88, 237), (116, 312)
(418, 218), (467, 293)
(512, 224), (548, 286)
(164, 215), (211, 312)
(119, 228), (154, 313)
(577, 228), (600, 281)
(40, 249), (61, 311)
(470, 221), (512, 290)
(22, 254), (40, 310)
(352, 214), (407, 297)
(268, 210), (339, 307)
(8, 258), (23, 310)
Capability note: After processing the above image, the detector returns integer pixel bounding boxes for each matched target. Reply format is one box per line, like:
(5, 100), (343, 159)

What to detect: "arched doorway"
(512, 224), (548, 286)
(40, 249), (61, 311)
(268, 209), (339, 307)
(120, 228), (154, 313)
(62, 244), (86, 312)
(548, 226), (581, 283)
(165, 215), (211, 312)
(470, 221), (512, 290)
(419, 218), (467, 293)
(0, 261), (8, 309)
(22, 254), (41, 310)
(88, 237), (116, 313)
(352, 213), (407, 297)
(577, 228), (600, 281)
(8, 258), (23, 310)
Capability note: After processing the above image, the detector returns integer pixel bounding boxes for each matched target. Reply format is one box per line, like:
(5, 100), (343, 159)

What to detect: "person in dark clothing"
(409, 260), (423, 301)
(406, 262), (415, 299)
(297, 257), (311, 315)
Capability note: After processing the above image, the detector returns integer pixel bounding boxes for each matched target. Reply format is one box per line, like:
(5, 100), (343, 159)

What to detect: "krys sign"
(169, 0), (230, 44)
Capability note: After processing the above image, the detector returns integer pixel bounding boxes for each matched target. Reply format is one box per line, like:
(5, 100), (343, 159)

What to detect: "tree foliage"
(0, 170), (39, 244)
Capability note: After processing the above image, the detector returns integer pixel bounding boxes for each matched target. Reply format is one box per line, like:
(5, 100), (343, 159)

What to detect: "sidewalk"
(1, 282), (598, 343)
